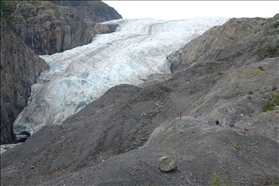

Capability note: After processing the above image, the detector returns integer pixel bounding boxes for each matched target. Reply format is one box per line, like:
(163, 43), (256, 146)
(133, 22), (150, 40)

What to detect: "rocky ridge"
(1, 14), (279, 185)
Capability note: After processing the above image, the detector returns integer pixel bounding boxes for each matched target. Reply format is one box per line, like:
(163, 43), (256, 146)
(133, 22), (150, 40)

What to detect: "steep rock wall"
(0, 11), (49, 144)
(2, 1), (122, 55)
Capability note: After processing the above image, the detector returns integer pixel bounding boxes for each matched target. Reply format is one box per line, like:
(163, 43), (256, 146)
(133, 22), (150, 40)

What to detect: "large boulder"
(159, 156), (177, 172)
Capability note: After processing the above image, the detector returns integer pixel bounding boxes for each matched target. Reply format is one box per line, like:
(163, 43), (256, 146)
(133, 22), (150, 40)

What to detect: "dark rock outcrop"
(0, 11), (49, 144)
(2, 1), (122, 55)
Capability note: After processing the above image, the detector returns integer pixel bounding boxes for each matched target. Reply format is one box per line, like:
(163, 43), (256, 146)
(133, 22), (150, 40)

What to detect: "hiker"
(215, 120), (220, 126)
(195, 115), (198, 119)
(229, 123), (234, 128)
(179, 111), (182, 119)
(244, 127), (248, 132)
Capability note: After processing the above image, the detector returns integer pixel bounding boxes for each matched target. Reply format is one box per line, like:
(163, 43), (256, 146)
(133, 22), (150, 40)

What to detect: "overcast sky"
(103, 1), (279, 20)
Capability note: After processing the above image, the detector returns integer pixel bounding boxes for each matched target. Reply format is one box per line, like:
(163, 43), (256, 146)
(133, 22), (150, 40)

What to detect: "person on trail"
(179, 111), (182, 119)
(244, 127), (248, 132)
(216, 120), (220, 126)
(229, 123), (234, 128)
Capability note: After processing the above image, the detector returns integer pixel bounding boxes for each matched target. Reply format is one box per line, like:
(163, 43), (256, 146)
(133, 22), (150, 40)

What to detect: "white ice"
(13, 17), (229, 138)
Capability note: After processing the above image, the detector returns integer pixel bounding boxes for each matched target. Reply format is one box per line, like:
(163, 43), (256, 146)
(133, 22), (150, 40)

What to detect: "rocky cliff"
(0, 0), (122, 144)
(1, 14), (279, 185)
(0, 11), (49, 144)
(1, 0), (122, 55)
(52, 0), (122, 23)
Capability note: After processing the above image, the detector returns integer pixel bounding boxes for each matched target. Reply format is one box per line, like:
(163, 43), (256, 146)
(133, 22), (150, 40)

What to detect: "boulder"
(159, 156), (177, 172)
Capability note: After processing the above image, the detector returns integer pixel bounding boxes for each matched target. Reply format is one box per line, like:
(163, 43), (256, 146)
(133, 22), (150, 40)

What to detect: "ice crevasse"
(13, 17), (230, 140)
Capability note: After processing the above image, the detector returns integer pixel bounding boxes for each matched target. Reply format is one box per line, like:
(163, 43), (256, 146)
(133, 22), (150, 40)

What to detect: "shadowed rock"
(0, 11), (49, 144)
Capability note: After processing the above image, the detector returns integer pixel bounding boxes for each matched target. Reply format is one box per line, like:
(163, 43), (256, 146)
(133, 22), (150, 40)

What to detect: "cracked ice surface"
(13, 17), (229, 138)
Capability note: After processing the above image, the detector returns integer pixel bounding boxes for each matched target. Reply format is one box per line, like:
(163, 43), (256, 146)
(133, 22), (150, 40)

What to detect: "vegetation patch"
(209, 171), (230, 186)
(248, 90), (254, 94)
(235, 142), (240, 151)
(272, 22), (279, 29)
(262, 92), (279, 112)
(258, 66), (264, 71)
(27, 1), (39, 6)
(257, 41), (279, 58)
(0, 1), (14, 19)
(263, 102), (275, 112)
(266, 44), (278, 56)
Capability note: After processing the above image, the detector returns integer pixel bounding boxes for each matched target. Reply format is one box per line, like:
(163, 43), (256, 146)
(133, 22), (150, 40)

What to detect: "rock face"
(0, 0), (121, 144)
(0, 11), (49, 144)
(168, 14), (279, 72)
(1, 14), (279, 186)
(2, 1), (122, 55)
(52, 0), (122, 23)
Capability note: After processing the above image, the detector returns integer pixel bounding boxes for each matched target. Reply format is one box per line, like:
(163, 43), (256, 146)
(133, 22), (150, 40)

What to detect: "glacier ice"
(13, 17), (229, 139)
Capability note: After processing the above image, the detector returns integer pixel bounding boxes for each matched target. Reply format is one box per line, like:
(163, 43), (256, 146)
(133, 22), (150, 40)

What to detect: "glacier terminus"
(13, 17), (229, 141)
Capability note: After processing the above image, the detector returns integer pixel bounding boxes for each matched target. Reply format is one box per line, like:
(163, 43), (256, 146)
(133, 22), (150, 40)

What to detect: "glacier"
(13, 17), (229, 140)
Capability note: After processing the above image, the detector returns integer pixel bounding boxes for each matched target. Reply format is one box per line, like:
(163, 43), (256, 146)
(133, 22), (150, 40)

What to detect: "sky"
(103, 1), (279, 20)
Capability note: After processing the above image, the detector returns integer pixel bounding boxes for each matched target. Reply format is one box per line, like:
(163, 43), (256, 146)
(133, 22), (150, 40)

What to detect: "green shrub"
(0, 1), (14, 18)
(258, 66), (264, 71)
(274, 94), (279, 105)
(248, 90), (254, 95)
(266, 44), (277, 56)
(272, 86), (277, 91)
(210, 172), (219, 186)
(209, 171), (230, 186)
(235, 142), (240, 150)
(272, 178), (279, 186)
(247, 95), (252, 100)
(262, 102), (274, 112)
(262, 93), (279, 112)
(218, 71), (222, 75)
(272, 22), (279, 29)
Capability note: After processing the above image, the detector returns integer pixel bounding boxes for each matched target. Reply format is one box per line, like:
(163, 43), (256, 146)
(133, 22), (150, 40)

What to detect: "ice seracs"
(13, 17), (229, 140)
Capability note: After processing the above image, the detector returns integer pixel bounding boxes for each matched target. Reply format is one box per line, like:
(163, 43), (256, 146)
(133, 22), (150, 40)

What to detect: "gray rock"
(3, 1), (122, 55)
(0, 11), (49, 144)
(159, 156), (177, 172)
(168, 14), (279, 72)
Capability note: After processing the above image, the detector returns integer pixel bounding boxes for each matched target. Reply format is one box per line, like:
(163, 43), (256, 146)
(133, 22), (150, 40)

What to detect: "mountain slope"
(168, 14), (279, 72)
(1, 14), (279, 186)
